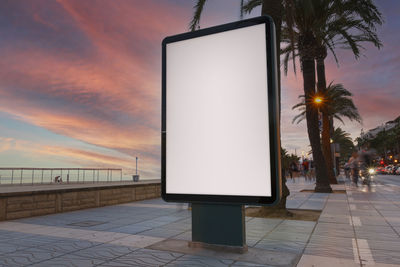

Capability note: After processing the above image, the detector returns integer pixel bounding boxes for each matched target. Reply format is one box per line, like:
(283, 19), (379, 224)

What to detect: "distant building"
(361, 116), (399, 140)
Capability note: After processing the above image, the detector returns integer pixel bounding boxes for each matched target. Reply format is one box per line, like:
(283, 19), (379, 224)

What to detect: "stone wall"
(0, 182), (161, 221)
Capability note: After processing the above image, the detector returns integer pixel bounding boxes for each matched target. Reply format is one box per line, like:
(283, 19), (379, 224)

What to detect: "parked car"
(396, 167), (400, 175)
(376, 166), (386, 174)
(385, 165), (394, 174)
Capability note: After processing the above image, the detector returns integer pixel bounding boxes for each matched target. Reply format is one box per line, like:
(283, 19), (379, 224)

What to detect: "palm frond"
(240, 0), (244, 19)
(324, 82), (362, 124)
(292, 112), (306, 124)
(189, 0), (207, 31)
(241, 0), (262, 14)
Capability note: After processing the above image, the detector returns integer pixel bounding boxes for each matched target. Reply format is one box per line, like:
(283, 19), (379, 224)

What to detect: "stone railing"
(0, 180), (161, 221)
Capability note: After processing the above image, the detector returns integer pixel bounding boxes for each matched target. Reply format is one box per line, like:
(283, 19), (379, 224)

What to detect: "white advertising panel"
(162, 16), (280, 205)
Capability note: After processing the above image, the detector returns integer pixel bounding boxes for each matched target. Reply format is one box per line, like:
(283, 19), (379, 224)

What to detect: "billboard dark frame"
(161, 16), (281, 205)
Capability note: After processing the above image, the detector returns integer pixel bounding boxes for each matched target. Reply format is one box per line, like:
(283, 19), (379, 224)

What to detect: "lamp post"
(330, 138), (337, 175)
(313, 96), (323, 133)
(135, 157), (138, 175)
(314, 95), (338, 176)
(133, 157), (139, 182)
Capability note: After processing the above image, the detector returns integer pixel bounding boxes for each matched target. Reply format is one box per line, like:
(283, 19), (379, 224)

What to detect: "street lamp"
(313, 96), (323, 133)
(314, 95), (337, 175)
(314, 96), (323, 104)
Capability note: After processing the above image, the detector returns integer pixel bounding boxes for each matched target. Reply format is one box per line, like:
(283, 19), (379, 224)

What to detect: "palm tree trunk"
(260, 0), (290, 211)
(316, 57), (337, 184)
(262, 1), (282, 96)
(302, 54), (332, 193)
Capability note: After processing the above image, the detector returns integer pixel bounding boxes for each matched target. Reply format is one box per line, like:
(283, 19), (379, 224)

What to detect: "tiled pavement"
(0, 177), (399, 266)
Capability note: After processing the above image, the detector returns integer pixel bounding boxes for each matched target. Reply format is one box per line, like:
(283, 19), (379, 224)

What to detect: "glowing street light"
(314, 96), (323, 104)
(314, 96), (323, 134)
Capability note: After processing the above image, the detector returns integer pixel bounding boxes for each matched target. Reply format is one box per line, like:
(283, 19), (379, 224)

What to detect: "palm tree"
(281, 147), (300, 178)
(314, 0), (382, 183)
(189, 0), (293, 211)
(292, 82), (361, 124)
(332, 127), (355, 163)
(286, 0), (332, 192)
(282, 0), (382, 184)
(293, 83), (362, 165)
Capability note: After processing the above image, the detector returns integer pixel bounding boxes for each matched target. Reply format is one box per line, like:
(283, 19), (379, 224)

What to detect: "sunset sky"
(0, 0), (399, 179)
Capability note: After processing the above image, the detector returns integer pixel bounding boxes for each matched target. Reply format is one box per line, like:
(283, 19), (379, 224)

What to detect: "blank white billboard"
(162, 16), (280, 204)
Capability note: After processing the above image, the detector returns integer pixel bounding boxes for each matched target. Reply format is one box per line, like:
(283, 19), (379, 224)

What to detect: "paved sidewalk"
(296, 177), (400, 267)
(0, 177), (398, 266)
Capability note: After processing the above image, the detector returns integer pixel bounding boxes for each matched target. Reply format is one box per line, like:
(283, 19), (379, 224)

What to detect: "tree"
(282, 0), (332, 192)
(292, 82), (361, 183)
(281, 147), (300, 177)
(314, 0), (382, 183)
(292, 83), (362, 128)
(282, 0), (382, 184)
(359, 118), (400, 161)
(331, 127), (355, 164)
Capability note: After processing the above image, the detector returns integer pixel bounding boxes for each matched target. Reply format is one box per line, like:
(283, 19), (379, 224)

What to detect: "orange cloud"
(0, 137), (16, 153)
(0, 1), (189, 177)
(0, 137), (159, 178)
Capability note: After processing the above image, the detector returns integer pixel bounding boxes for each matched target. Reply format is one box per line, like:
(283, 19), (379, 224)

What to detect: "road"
(373, 174), (400, 186)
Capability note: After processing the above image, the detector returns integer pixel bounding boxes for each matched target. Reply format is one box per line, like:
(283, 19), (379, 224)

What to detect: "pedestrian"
(302, 159), (310, 180)
(344, 163), (350, 179)
(289, 161), (297, 179)
(309, 160), (315, 180)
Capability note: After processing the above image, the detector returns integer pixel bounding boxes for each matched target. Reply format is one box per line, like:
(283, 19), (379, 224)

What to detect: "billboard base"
(191, 203), (246, 251)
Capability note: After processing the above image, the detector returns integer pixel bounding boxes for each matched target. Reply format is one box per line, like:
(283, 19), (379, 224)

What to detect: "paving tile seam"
(351, 238), (361, 266)
(293, 191), (331, 267)
(346, 183), (363, 267)
(165, 229), (192, 241)
(357, 239), (375, 266)
(7, 241), (108, 267)
(12, 207), (190, 238)
(0, 222), (166, 250)
(98, 248), (184, 267)
(368, 192), (400, 239)
(374, 182), (400, 209)
(251, 217), (285, 248)
(159, 253), (186, 267)
(295, 190), (316, 209)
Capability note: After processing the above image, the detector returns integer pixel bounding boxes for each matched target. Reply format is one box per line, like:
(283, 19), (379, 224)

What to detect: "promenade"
(0, 176), (399, 266)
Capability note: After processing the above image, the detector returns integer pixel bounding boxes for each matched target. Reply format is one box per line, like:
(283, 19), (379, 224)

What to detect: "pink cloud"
(1, 0), (398, 166)
(0, 1), (191, 177)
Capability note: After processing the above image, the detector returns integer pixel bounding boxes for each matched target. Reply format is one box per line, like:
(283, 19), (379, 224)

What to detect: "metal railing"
(0, 168), (123, 185)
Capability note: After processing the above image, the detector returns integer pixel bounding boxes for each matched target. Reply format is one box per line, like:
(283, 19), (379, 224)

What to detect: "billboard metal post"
(190, 204), (246, 252)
